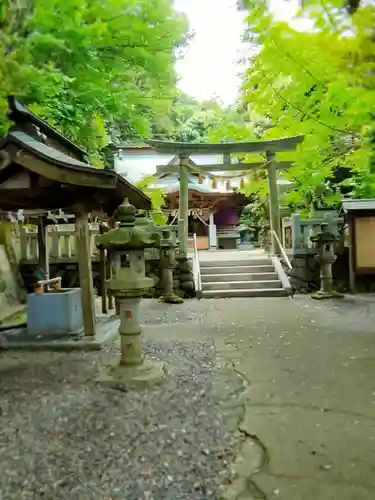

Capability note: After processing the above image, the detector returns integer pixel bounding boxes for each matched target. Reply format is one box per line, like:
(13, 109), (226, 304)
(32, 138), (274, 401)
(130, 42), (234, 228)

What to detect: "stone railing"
(282, 212), (344, 255)
(10, 223), (180, 264)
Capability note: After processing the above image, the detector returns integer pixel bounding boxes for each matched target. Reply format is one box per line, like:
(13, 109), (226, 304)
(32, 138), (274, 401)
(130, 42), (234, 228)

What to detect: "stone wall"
(0, 223), (24, 317)
(288, 249), (350, 294)
(144, 256), (195, 299)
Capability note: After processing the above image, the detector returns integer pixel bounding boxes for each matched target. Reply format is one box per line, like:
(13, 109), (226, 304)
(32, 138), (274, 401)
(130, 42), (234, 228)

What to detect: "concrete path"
(143, 295), (375, 500)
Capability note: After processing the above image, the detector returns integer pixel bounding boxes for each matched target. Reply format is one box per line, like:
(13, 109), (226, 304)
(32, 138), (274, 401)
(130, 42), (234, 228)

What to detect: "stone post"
(208, 213), (217, 250)
(310, 223), (344, 300)
(96, 199), (166, 390)
(159, 229), (183, 304)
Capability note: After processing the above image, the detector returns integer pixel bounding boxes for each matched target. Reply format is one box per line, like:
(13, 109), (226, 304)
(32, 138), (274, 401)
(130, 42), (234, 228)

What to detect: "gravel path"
(0, 339), (245, 500)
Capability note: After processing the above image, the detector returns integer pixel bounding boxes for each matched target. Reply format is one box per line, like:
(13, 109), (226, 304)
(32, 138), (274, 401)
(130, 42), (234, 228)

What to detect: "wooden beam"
(147, 135), (304, 155)
(107, 217), (115, 310)
(0, 150), (11, 172)
(179, 155), (189, 255)
(16, 152), (117, 189)
(37, 216), (49, 280)
(156, 161), (293, 175)
(348, 215), (356, 294)
(75, 210), (96, 338)
(99, 223), (108, 314)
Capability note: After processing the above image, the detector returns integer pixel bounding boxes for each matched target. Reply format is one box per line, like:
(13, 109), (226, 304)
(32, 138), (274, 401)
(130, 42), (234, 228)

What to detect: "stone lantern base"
(97, 359), (167, 392)
(311, 289), (344, 300)
(159, 288), (184, 304)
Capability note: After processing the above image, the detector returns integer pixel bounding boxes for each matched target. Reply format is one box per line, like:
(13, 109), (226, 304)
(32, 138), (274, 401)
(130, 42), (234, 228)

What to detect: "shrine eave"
(8, 96), (87, 160)
(0, 132), (151, 211)
(147, 135), (305, 155)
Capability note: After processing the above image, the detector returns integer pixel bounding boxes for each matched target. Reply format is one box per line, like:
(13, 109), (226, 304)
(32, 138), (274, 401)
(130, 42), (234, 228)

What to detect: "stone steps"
(202, 288), (288, 298)
(201, 272), (278, 282)
(200, 258), (270, 268)
(199, 256), (289, 298)
(203, 279), (282, 291)
(200, 265), (275, 275)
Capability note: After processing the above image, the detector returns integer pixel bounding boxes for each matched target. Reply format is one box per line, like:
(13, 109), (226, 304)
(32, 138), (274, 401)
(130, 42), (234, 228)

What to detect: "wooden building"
(154, 170), (245, 250)
(341, 199), (375, 293)
(115, 146), (247, 250)
(0, 96), (151, 339)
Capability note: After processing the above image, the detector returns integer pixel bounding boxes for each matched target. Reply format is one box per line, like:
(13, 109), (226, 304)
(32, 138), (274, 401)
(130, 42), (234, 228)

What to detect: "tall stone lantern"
(159, 229), (184, 304)
(310, 223), (344, 300)
(96, 199), (166, 390)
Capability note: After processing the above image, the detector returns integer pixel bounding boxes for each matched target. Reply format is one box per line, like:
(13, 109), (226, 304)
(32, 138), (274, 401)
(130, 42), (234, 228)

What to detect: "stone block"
(27, 288), (83, 337)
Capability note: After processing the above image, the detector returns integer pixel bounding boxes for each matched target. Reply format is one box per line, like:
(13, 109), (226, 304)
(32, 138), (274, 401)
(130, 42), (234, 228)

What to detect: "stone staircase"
(199, 255), (289, 298)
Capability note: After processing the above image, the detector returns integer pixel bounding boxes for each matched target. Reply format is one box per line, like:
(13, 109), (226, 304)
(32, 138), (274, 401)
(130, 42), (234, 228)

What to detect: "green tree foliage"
(297, 0), (362, 15)
(151, 91), (250, 143)
(0, 0), (188, 165)
(136, 175), (167, 224)
(237, 0), (375, 211)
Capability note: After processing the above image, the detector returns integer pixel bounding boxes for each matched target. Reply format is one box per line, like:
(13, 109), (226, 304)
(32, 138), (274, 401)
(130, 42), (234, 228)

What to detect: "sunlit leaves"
(239, 0), (375, 210)
(0, 0), (188, 165)
(136, 174), (167, 224)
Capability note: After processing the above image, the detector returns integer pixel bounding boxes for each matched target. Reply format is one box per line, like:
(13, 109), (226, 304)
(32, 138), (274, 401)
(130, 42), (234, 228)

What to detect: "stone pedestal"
(175, 254), (195, 298)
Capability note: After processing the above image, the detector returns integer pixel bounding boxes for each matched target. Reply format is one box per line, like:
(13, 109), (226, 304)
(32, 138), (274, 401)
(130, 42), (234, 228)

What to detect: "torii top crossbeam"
(147, 135), (305, 255)
(147, 135), (304, 155)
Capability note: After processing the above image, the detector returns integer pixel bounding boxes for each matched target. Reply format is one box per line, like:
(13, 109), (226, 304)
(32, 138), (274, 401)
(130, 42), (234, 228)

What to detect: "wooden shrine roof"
(0, 98), (151, 213)
(8, 96), (87, 161)
(7, 130), (92, 170)
(341, 199), (375, 213)
(147, 135), (304, 155)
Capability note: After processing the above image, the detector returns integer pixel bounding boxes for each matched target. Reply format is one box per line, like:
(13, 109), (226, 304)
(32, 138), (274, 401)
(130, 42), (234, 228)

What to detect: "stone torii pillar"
(266, 151), (282, 254)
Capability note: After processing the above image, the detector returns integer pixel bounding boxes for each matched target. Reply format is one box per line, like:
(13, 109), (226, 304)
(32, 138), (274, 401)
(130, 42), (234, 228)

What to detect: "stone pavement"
(143, 295), (375, 500)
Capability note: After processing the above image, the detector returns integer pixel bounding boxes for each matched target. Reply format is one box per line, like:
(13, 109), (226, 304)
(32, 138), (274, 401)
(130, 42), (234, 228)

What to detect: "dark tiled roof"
(9, 130), (91, 170)
(7, 96), (87, 158)
(1, 99), (152, 210)
(8, 130), (120, 182)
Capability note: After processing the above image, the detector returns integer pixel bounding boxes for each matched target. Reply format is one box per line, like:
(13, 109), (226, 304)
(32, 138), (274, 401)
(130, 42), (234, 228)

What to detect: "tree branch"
(269, 84), (359, 137)
(270, 35), (327, 88)
(320, 0), (340, 32)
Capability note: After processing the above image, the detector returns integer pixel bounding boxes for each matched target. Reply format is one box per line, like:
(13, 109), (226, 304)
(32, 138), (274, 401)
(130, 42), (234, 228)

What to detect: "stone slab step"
(201, 272), (278, 283)
(200, 265), (275, 275)
(199, 259), (271, 268)
(202, 288), (289, 298)
(203, 280), (282, 291)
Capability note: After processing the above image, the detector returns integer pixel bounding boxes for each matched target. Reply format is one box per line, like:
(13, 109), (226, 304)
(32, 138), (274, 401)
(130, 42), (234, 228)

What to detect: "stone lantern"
(159, 229), (184, 304)
(96, 199), (166, 390)
(310, 223), (344, 300)
(134, 210), (150, 228)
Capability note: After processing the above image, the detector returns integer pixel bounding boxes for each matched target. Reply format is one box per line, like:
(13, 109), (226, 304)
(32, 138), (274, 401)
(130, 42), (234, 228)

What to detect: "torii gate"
(147, 135), (304, 254)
